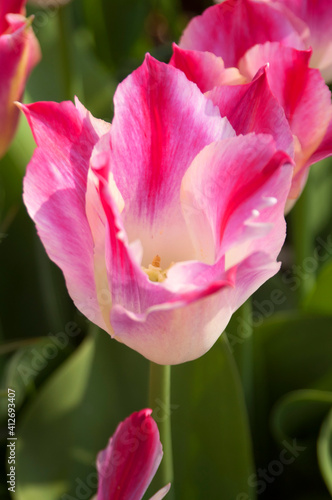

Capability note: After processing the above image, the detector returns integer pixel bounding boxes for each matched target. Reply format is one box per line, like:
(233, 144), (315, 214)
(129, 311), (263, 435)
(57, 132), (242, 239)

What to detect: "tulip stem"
(148, 362), (174, 498)
(237, 299), (254, 425)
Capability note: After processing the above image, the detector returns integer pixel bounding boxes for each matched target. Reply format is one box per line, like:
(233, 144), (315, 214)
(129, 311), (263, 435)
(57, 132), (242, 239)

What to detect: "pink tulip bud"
(96, 409), (170, 500)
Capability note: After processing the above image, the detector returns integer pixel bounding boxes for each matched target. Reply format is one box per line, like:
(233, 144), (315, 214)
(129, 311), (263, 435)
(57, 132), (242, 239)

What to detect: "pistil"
(142, 255), (169, 282)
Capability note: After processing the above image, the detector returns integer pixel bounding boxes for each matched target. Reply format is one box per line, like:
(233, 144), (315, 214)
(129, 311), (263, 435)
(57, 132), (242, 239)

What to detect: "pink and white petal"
(224, 251), (281, 315)
(288, 117), (332, 201)
(101, 150), (286, 365)
(75, 96), (111, 137)
(170, 44), (245, 93)
(149, 484), (171, 500)
(22, 100), (109, 328)
(78, 107), (113, 329)
(85, 149), (114, 332)
(306, 117), (332, 166)
(206, 68), (294, 157)
(96, 409), (163, 500)
(110, 253), (279, 365)
(97, 168), (236, 364)
(109, 53), (234, 268)
(181, 135), (293, 265)
(110, 280), (234, 365)
(102, 136), (292, 364)
(275, 0), (332, 81)
(0, 16), (41, 157)
(239, 43), (332, 190)
(97, 169), (185, 320)
(179, 0), (304, 68)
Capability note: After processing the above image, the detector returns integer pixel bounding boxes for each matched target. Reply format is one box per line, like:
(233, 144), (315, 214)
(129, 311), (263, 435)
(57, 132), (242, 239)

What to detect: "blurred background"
(0, 0), (332, 499)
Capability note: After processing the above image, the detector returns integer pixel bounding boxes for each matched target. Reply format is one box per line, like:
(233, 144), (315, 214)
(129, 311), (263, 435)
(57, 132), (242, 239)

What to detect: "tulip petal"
(308, 118), (332, 166)
(96, 409), (163, 500)
(205, 68), (294, 158)
(275, 0), (332, 81)
(100, 134), (292, 365)
(96, 160), (233, 310)
(239, 42), (332, 198)
(181, 134), (293, 265)
(149, 484), (171, 500)
(170, 44), (245, 93)
(109, 54), (234, 268)
(0, 15), (41, 157)
(0, 0), (25, 33)
(179, 0), (304, 68)
(94, 159), (235, 364)
(22, 100), (110, 328)
(110, 253), (278, 365)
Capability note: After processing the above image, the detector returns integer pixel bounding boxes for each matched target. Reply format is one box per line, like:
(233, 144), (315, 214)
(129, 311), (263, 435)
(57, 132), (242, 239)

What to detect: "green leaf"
(15, 330), (148, 500)
(307, 157), (332, 237)
(83, 0), (153, 69)
(318, 408), (332, 495)
(252, 313), (332, 404)
(170, 335), (256, 500)
(271, 390), (332, 444)
(249, 313), (332, 464)
(305, 261), (332, 315)
(270, 389), (332, 493)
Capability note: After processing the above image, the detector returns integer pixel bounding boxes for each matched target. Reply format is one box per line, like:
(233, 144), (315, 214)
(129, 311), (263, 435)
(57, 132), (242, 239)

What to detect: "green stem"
(236, 299), (254, 425)
(148, 363), (174, 498)
(291, 180), (314, 305)
(57, 6), (72, 100)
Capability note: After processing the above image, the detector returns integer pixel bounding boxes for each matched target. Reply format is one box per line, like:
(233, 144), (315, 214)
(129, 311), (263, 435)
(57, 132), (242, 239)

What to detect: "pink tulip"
(272, 0), (332, 82)
(179, 0), (306, 68)
(0, 0), (40, 159)
(22, 55), (293, 364)
(177, 0), (332, 204)
(238, 43), (332, 204)
(94, 409), (170, 500)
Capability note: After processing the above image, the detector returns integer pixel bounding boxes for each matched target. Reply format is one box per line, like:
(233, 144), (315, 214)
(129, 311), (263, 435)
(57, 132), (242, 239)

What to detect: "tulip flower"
(179, 0), (306, 68)
(93, 409), (170, 500)
(176, 0), (332, 205)
(22, 55), (293, 365)
(0, 0), (40, 159)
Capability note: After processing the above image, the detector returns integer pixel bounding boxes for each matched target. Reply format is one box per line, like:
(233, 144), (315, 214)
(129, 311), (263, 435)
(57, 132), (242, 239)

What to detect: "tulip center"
(142, 255), (172, 282)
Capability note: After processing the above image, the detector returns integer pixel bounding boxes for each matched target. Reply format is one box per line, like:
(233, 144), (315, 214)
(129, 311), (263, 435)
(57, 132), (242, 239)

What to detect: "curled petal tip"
(149, 483), (171, 500)
(14, 100), (22, 110)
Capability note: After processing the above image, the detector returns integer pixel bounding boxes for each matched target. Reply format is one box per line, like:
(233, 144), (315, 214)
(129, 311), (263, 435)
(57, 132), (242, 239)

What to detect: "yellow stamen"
(151, 255), (161, 268)
(142, 255), (173, 282)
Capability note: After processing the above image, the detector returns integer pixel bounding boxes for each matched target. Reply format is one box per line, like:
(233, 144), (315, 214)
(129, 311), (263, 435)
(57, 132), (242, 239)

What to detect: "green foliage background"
(0, 0), (332, 499)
